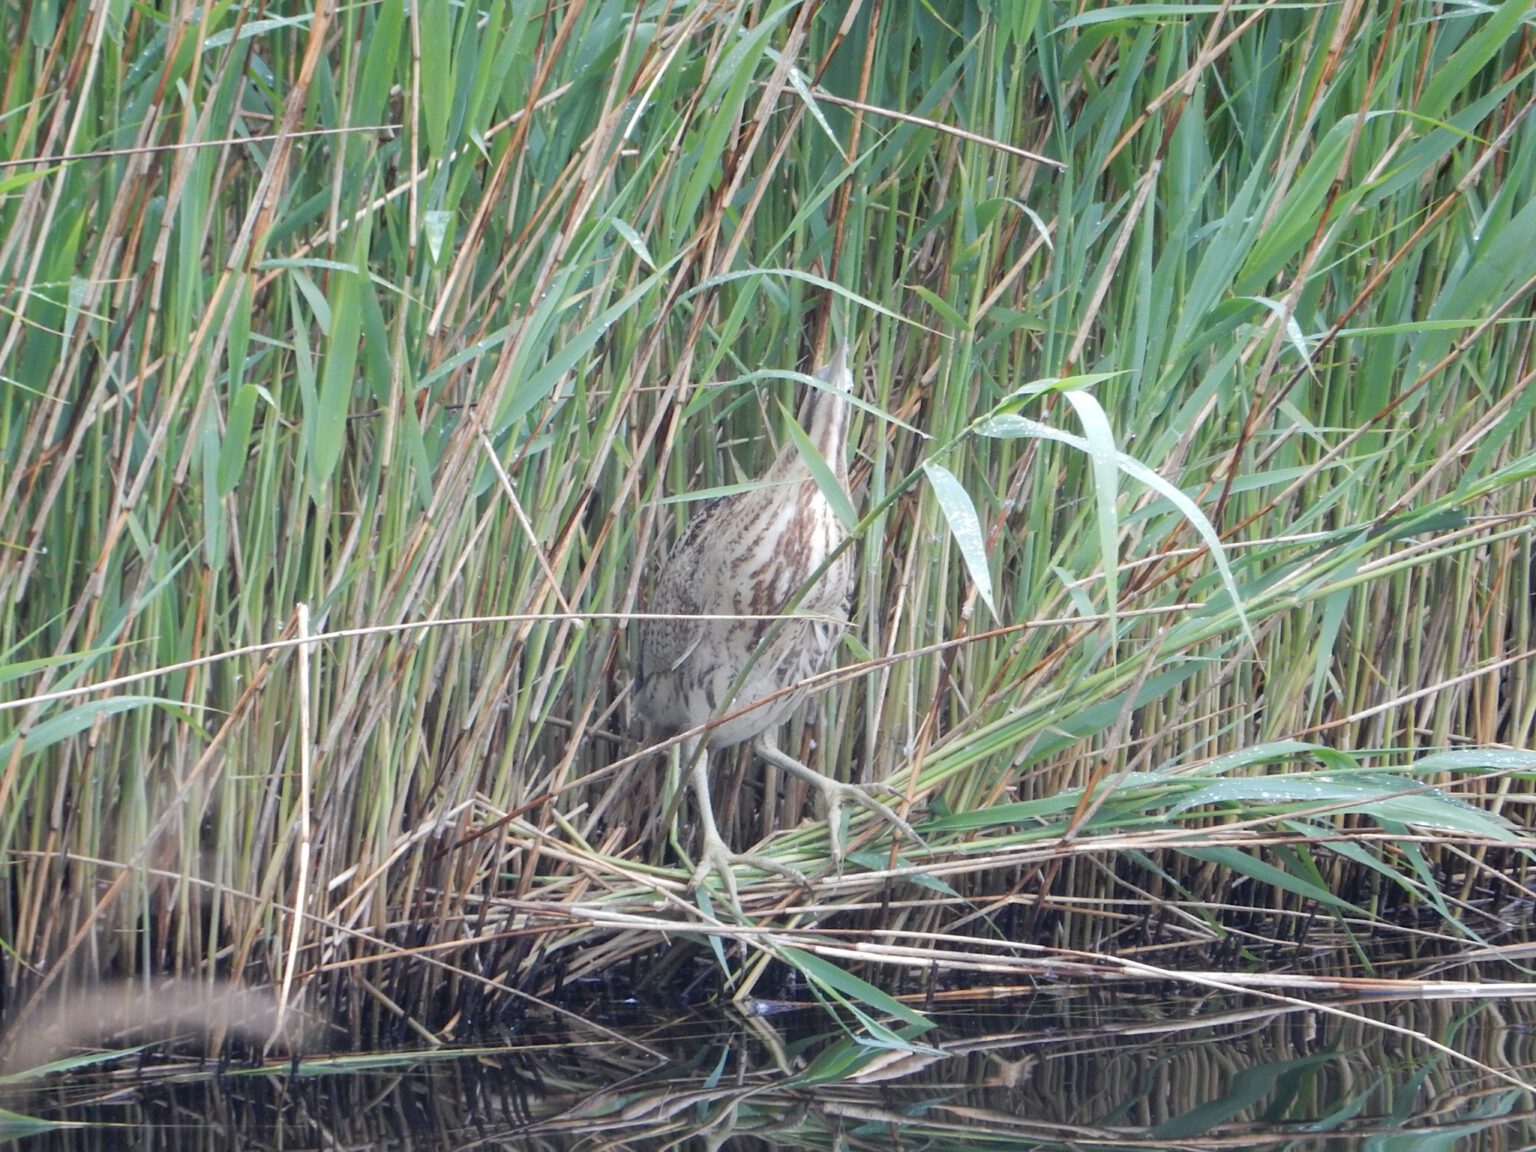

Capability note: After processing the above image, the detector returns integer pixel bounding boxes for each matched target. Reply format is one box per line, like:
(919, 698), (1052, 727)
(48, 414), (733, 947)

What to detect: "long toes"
(833, 783), (902, 826)
(690, 854), (738, 906)
(689, 846), (807, 905)
(823, 783), (923, 848)
(749, 853), (808, 886)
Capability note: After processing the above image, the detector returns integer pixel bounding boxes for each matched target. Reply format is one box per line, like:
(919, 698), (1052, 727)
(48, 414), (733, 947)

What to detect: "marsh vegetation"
(2, 1), (1534, 1139)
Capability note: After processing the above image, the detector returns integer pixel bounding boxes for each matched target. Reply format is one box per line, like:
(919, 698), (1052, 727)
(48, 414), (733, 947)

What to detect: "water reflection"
(7, 987), (1535, 1149)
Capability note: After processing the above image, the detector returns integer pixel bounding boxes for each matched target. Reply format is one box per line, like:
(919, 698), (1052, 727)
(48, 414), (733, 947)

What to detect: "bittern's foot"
(681, 743), (806, 910)
(807, 777), (919, 867)
(687, 824), (807, 909)
(753, 735), (920, 869)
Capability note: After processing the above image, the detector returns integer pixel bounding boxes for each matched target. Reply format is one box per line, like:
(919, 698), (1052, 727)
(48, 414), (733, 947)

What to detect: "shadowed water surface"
(5, 984), (1534, 1149)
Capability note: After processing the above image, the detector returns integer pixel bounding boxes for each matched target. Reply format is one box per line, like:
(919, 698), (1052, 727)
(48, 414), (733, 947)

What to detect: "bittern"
(638, 341), (912, 900)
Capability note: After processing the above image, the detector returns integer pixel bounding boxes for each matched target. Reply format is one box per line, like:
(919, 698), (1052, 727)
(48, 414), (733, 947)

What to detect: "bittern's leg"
(752, 732), (918, 868)
(682, 742), (805, 907)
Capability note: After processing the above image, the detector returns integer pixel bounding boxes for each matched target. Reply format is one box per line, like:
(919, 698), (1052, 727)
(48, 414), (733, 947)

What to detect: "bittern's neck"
(770, 345), (853, 482)
(801, 384), (851, 470)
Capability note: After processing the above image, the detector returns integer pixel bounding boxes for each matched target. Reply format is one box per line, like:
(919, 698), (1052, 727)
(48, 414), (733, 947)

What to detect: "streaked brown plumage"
(638, 341), (912, 899)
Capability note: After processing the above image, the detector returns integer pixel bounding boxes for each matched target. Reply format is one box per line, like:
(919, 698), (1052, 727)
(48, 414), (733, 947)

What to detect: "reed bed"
(2, 0), (1534, 1063)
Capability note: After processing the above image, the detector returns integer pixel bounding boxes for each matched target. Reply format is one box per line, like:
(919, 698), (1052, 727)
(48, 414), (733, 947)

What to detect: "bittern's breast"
(637, 478), (852, 748)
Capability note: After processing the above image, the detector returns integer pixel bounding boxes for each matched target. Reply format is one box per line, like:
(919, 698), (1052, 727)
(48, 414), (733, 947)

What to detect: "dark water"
(5, 984), (1534, 1150)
